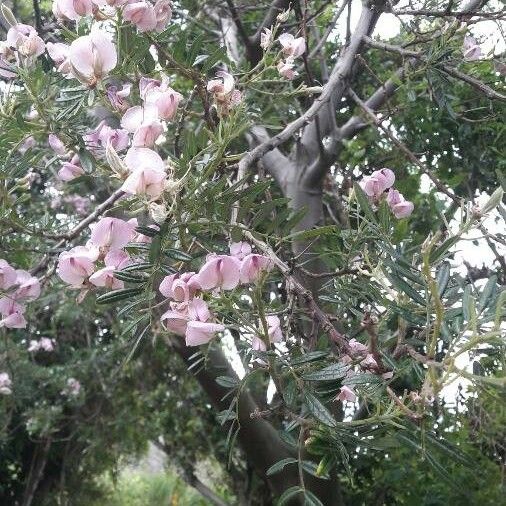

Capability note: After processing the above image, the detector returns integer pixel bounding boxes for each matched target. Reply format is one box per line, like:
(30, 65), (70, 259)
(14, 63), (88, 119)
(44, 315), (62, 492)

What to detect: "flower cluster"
(56, 217), (149, 290)
(0, 23), (45, 78)
(28, 337), (55, 353)
(276, 33), (306, 80)
(360, 168), (414, 219)
(0, 259), (41, 329)
(207, 71), (242, 116)
(52, 0), (172, 34)
(159, 242), (272, 347)
(0, 372), (12, 395)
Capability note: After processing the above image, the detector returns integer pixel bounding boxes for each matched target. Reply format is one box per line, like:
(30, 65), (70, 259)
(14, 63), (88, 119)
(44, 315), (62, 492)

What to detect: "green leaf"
(386, 271), (426, 305)
(266, 458), (298, 476)
(436, 261), (451, 297)
(304, 392), (336, 427)
(96, 287), (143, 305)
(290, 351), (328, 366)
(304, 490), (325, 506)
(353, 183), (377, 223)
(303, 363), (349, 381)
(478, 275), (497, 313)
(164, 248), (193, 262)
(277, 486), (304, 505)
(301, 460), (329, 480)
(215, 376), (239, 389)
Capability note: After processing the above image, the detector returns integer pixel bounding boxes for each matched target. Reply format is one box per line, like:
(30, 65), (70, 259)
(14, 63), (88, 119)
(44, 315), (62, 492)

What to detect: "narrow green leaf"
(353, 183), (377, 223)
(304, 392), (336, 427)
(215, 376), (239, 389)
(96, 287), (143, 305)
(277, 486), (304, 505)
(303, 363), (349, 381)
(266, 458), (298, 476)
(478, 275), (497, 313)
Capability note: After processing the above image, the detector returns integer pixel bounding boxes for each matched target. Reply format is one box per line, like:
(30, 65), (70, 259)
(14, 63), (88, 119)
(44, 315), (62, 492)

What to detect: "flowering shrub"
(0, 0), (504, 504)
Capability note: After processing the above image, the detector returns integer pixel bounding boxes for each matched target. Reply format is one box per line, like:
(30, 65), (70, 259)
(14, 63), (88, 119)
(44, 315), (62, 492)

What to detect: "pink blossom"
(361, 168), (395, 199)
(153, 0), (172, 32)
(260, 27), (272, 50)
(46, 42), (72, 76)
(0, 312), (27, 329)
(240, 254), (272, 284)
(18, 136), (36, 154)
(159, 272), (200, 302)
(48, 134), (66, 156)
(0, 260), (17, 290)
(69, 30), (117, 86)
(229, 242), (252, 260)
(139, 77), (161, 99)
(89, 266), (124, 289)
(278, 33), (306, 58)
(143, 83), (183, 121)
(104, 249), (131, 269)
(52, 0), (93, 21)
(0, 372), (12, 395)
(277, 60), (297, 80)
(28, 337), (55, 353)
(57, 245), (98, 287)
(90, 217), (136, 250)
(7, 24), (45, 58)
(121, 147), (166, 199)
(360, 353), (378, 370)
(463, 35), (482, 61)
(123, 2), (157, 32)
(265, 315), (283, 343)
(160, 297), (210, 336)
(207, 71), (241, 114)
(386, 188), (414, 219)
(121, 105), (163, 147)
(58, 155), (85, 181)
(251, 336), (267, 352)
(13, 270), (41, 300)
(185, 321), (224, 347)
(98, 125), (130, 152)
(337, 385), (356, 402)
(197, 255), (241, 291)
(106, 83), (131, 112)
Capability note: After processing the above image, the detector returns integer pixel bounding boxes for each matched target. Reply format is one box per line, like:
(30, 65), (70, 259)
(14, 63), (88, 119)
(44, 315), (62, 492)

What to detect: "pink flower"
(463, 35), (482, 61)
(153, 0), (172, 32)
(229, 242), (252, 260)
(139, 77), (161, 99)
(29, 337), (55, 353)
(123, 2), (157, 32)
(386, 189), (414, 219)
(207, 71), (241, 114)
(121, 147), (166, 199)
(0, 312), (27, 329)
(143, 81), (182, 121)
(278, 33), (306, 58)
(121, 105), (163, 148)
(69, 30), (117, 86)
(159, 272), (200, 302)
(185, 321), (224, 346)
(46, 42), (72, 76)
(58, 155), (85, 181)
(0, 372), (12, 395)
(337, 385), (356, 402)
(90, 217), (136, 250)
(7, 24), (45, 58)
(161, 297), (210, 336)
(361, 168), (395, 199)
(48, 134), (66, 156)
(240, 254), (272, 284)
(277, 60), (297, 80)
(52, 0), (93, 20)
(265, 315), (283, 343)
(251, 336), (267, 351)
(104, 249), (131, 269)
(18, 136), (36, 154)
(0, 260), (17, 290)
(260, 27), (272, 50)
(57, 245), (98, 287)
(98, 125), (130, 152)
(106, 83), (131, 112)
(89, 266), (123, 289)
(197, 255), (241, 291)
(13, 270), (41, 300)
